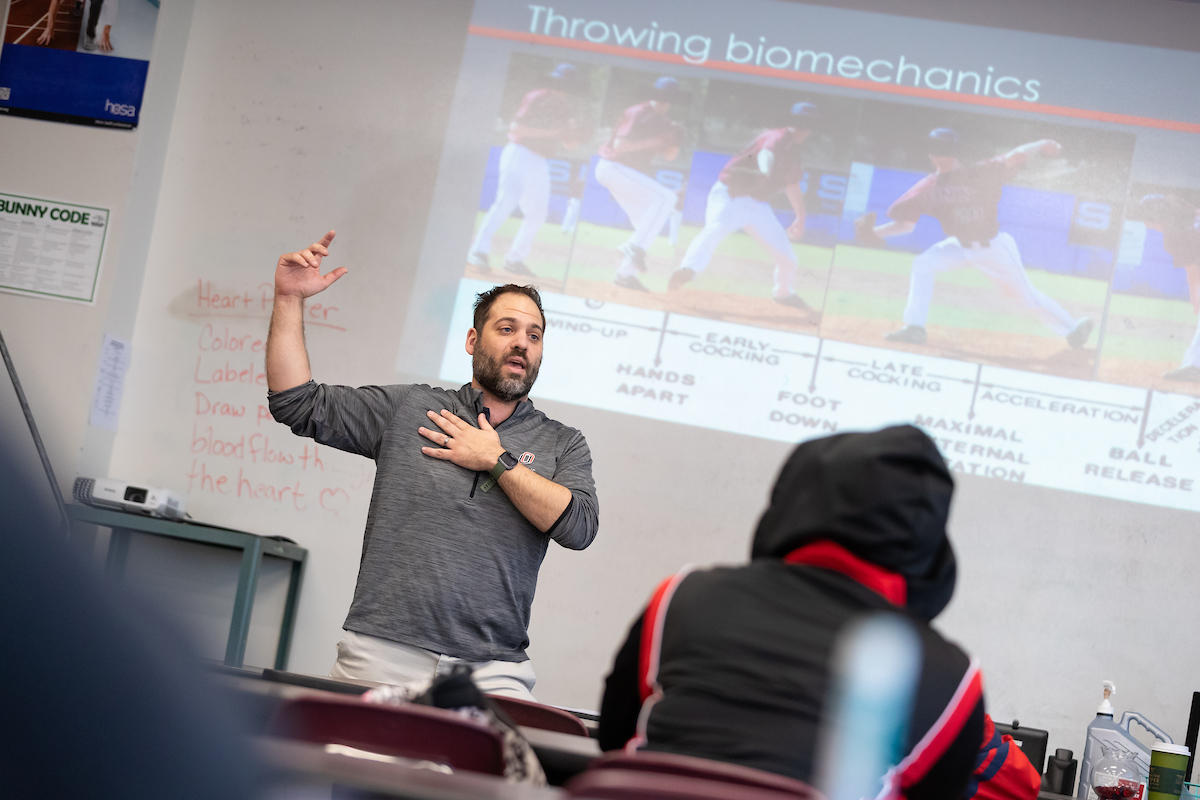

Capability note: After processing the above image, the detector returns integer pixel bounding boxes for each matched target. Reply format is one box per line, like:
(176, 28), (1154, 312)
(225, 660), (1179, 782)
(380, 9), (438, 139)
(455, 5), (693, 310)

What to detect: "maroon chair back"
(487, 694), (590, 737)
(584, 751), (818, 798)
(567, 768), (812, 800)
(266, 695), (505, 776)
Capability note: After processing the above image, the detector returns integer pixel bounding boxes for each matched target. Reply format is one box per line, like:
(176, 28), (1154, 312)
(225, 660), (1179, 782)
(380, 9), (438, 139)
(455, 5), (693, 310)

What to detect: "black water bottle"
(1042, 748), (1079, 796)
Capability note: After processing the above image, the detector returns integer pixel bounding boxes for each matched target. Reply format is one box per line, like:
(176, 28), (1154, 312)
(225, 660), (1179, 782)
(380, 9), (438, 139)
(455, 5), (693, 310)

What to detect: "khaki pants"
(330, 630), (537, 701)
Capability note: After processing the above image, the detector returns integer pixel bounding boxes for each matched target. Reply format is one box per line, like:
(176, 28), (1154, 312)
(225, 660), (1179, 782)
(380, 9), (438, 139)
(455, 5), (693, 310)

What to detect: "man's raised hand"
(275, 231), (347, 299)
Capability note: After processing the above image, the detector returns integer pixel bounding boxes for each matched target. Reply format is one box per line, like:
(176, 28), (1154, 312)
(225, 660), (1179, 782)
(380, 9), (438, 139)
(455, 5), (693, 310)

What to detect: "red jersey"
(718, 128), (805, 202)
(508, 88), (577, 158)
(598, 102), (679, 175)
(888, 157), (1015, 243)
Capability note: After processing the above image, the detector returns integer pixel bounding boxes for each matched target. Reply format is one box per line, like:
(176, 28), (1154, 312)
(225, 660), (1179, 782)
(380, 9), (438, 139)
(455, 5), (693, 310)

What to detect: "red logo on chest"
(520, 452), (535, 465)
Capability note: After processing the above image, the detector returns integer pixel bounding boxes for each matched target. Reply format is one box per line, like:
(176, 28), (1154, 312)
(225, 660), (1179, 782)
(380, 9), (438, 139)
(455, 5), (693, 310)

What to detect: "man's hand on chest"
(419, 409), (506, 473)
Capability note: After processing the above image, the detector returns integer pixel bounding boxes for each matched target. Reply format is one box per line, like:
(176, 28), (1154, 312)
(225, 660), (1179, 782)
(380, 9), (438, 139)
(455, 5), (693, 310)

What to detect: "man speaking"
(266, 231), (599, 699)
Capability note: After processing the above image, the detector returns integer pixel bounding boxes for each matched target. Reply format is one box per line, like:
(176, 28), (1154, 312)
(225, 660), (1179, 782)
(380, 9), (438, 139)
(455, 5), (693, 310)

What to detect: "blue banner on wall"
(1, 0), (159, 129)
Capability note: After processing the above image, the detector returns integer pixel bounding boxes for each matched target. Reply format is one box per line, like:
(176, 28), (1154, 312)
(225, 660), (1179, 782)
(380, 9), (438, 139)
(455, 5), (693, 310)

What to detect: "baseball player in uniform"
(667, 102), (817, 311)
(468, 63), (585, 278)
(1140, 193), (1200, 382)
(596, 76), (686, 291)
(860, 128), (1093, 348)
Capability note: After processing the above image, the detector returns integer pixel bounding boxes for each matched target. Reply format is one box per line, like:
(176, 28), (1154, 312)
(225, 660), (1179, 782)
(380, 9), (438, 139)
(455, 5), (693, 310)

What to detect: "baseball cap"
(928, 127), (961, 156)
(550, 63), (579, 85)
(652, 76), (682, 102)
(784, 101), (820, 130)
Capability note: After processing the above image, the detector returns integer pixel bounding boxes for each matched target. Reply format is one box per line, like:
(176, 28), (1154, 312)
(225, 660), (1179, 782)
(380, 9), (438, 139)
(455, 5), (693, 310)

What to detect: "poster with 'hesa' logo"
(0, 0), (159, 129)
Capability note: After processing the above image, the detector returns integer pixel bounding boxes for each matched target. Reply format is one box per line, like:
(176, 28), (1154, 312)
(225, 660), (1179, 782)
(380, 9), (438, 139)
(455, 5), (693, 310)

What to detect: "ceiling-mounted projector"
(73, 477), (187, 519)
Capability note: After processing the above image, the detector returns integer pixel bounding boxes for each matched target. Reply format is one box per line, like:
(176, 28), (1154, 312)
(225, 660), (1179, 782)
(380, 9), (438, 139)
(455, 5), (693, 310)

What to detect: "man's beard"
(473, 346), (541, 402)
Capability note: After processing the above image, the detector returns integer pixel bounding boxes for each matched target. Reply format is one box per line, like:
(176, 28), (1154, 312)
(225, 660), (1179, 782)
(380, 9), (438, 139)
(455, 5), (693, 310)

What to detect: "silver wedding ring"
(443, 435), (450, 447)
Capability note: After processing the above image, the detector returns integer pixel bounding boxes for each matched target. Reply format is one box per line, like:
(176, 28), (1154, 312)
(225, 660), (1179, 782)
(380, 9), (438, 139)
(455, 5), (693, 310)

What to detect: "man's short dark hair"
(473, 284), (546, 332)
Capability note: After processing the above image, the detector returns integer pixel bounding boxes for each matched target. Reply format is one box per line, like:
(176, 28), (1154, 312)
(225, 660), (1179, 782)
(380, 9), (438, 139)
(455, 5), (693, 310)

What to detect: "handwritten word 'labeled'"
(194, 356), (267, 386)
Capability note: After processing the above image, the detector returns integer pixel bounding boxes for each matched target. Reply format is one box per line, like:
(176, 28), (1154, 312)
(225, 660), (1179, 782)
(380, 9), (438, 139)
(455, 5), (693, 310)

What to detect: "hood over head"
(751, 425), (956, 620)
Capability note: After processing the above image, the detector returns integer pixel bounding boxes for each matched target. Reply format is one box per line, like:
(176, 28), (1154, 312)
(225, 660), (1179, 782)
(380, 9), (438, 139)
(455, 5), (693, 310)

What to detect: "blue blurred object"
(815, 613), (923, 800)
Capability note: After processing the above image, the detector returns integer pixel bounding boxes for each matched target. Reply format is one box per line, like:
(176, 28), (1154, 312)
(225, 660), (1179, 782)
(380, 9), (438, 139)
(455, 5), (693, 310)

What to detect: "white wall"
(102, 0), (474, 675)
(0, 104), (139, 508)
(4, 0), (1197, 773)
(0, 0), (196, 504)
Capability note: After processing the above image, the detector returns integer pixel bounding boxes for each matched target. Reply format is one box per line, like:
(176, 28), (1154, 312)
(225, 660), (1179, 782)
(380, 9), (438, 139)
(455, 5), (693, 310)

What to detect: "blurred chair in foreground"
(581, 750), (816, 797)
(567, 767), (810, 800)
(266, 693), (506, 776)
(488, 694), (590, 737)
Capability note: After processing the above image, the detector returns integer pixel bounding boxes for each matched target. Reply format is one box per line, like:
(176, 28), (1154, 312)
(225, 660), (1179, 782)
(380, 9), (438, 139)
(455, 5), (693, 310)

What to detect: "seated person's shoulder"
(916, 623), (974, 678)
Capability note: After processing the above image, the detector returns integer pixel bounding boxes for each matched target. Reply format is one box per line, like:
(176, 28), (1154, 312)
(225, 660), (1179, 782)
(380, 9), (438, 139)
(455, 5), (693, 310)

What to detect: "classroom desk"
(66, 504), (307, 669)
(219, 671), (1094, 797)
(221, 673), (602, 784)
(259, 736), (567, 800)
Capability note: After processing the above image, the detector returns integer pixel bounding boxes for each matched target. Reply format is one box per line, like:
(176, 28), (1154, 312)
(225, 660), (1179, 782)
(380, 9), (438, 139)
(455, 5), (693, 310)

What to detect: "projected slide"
(400, 0), (1200, 512)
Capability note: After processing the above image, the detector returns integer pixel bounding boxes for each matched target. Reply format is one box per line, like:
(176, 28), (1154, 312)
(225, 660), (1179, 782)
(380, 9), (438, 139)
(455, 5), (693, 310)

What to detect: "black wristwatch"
(489, 451), (519, 480)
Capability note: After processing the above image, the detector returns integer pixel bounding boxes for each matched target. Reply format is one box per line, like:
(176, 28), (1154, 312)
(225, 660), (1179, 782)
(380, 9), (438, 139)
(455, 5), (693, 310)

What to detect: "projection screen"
(396, 0), (1200, 514)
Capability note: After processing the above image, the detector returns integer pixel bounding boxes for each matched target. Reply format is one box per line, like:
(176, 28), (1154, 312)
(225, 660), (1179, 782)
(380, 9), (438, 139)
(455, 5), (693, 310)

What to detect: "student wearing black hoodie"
(598, 425), (987, 800)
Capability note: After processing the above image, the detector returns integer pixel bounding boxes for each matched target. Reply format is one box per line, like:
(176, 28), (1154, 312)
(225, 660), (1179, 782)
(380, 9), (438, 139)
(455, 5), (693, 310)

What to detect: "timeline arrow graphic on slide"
(654, 312), (670, 367)
(442, 278), (1200, 513)
(808, 339), (824, 392)
(547, 310), (663, 332)
(977, 382), (1144, 411)
(927, 371), (976, 385)
(968, 365), (983, 420)
(1137, 388), (1154, 448)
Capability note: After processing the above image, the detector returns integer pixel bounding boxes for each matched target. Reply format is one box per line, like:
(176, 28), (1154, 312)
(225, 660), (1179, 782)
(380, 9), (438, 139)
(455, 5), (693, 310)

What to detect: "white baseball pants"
(469, 143), (549, 265)
(901, 232), (1078, 335)
(668, 209), (683, 246)
(330, 629), (537, 701)
(679, 181), (797, 297)
(595, 158), (676, 253)
(561, 197), (581, 233)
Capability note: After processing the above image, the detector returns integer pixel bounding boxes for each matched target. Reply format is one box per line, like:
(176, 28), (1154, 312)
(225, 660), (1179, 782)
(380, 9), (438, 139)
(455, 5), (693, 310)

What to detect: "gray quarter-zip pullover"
(269, 380), (599, 662)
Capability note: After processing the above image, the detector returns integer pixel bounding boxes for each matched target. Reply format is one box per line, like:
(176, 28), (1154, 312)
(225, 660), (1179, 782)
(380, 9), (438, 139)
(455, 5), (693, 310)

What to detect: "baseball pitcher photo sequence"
(829, 101), (1134, 380)
(450, 38), (1200, 408)
(1098, 185), (1200, 396)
